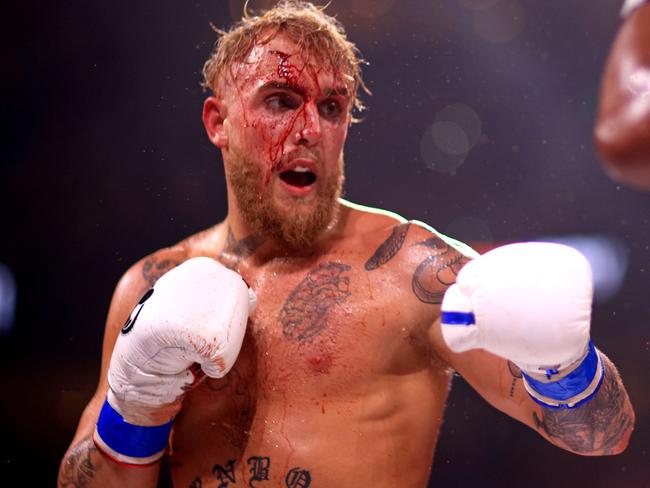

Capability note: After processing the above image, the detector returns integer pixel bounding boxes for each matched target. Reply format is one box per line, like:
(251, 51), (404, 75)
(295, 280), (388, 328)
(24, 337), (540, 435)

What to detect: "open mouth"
(279, 166), (317, 188)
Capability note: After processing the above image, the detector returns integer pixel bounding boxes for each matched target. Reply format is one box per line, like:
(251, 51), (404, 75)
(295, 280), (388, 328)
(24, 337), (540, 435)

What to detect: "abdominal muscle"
(169, 364), (451, 488)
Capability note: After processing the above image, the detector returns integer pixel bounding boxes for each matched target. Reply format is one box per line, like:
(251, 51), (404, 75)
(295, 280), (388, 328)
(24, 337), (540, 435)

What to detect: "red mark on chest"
(306, 352), (334, 375)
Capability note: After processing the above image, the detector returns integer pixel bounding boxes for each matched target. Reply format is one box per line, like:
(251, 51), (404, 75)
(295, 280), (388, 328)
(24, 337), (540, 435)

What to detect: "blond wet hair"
(201, 0), (369, 118)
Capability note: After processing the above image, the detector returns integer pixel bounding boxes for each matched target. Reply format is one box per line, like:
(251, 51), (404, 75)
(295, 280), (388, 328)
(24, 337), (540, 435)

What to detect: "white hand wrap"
(94, 257), (254, 464)
(440, 242), (604, 409)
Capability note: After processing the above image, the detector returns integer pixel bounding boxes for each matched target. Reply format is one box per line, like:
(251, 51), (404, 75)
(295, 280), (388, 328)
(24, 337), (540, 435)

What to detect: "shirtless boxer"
(595, 0), (650, 189)
(59, 2), (635, 487)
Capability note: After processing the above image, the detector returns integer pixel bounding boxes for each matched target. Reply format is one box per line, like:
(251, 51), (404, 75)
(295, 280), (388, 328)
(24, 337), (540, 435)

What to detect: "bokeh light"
(459, 0), (501, 11)
(0, 262), (16, 333)
(472, 0), (525, 44)
(420, 103), (482, 174)
(538, 234), (629, 302)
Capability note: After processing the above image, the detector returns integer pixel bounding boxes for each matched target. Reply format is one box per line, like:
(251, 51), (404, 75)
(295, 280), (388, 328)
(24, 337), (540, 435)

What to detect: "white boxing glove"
(441, 242), (604, 409)
(94, 256), (255, 465)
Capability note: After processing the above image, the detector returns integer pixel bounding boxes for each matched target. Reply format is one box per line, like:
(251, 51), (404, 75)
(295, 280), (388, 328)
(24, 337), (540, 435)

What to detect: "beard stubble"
(227, 148), (344, 251)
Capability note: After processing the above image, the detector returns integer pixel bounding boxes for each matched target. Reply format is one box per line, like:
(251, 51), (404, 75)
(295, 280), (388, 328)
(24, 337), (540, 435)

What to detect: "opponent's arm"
(429, 243), (635, 455)
(594, 0), (650, 189)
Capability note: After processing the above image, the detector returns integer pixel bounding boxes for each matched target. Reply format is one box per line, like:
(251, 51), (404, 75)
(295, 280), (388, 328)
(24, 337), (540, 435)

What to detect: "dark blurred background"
(1, 0), (648, 486)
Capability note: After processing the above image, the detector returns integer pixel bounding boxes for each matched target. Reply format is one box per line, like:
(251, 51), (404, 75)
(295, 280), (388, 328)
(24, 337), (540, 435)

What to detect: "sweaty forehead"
(233, 36), (351, 95)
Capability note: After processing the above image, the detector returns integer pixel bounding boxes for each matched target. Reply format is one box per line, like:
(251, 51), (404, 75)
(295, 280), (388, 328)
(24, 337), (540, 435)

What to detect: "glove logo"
(121, 288), (154, 335)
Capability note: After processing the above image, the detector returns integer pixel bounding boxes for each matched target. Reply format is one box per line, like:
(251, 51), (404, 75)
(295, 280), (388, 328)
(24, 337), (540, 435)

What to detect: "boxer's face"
(207, 35), (352, 249)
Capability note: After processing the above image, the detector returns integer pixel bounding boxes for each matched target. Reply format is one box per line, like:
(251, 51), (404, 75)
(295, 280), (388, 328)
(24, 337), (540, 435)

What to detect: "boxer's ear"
(202, 96), (228, 149)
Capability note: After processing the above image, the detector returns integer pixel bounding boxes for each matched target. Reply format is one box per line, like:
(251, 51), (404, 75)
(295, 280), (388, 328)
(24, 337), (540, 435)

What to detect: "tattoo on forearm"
(280, 262), (351, 341)
(142, 257), (180, 287)
(507, 361), (522, 397)
(220, 227), (264, 270)
(411, 238), (468, 304)
(532, 355), (634, 454)
(207, 457), (312, 487)
(365, 223), (411, 270)
(58, 437), (98, 488)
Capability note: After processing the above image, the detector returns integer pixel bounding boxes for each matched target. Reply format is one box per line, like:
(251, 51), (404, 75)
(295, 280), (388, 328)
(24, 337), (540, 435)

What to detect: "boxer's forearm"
(58, 436), (159, 488)
(531, 353), (635, 455)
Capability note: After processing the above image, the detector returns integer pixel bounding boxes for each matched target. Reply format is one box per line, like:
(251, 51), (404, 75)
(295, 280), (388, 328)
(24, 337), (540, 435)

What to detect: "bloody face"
(220, 35), (352, 250)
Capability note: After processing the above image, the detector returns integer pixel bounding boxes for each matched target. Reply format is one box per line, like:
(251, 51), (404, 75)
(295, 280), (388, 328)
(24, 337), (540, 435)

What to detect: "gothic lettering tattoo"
(142, 257), (180, 287)
(285, 467), (312, 487)
(213, 459), (237, 487)
(280, 262), (352, 341)
(247, 456), (271, 487)
(364, 223), (411, 270)
(58, 437), (97, 488)
(411, 238), (468, 304)
(220, 227), (264, 270)
(532, 355), (633, 454)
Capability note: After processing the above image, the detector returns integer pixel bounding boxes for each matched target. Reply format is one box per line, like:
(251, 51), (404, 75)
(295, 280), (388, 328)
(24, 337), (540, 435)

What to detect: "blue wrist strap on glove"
(94, 398), (173, 465)
(522, 340), (605, 409)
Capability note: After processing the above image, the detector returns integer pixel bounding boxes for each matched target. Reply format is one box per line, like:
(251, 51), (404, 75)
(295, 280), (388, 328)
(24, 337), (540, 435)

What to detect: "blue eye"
(319, 99), (342, 118)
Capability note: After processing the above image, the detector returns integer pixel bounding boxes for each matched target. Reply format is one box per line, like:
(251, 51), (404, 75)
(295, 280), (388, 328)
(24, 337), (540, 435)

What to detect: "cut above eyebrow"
(259, 81), (349, 99)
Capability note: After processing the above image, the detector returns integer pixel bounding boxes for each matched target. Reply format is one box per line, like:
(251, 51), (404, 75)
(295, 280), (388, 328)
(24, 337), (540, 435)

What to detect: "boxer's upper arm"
(68, 249), (185, 446)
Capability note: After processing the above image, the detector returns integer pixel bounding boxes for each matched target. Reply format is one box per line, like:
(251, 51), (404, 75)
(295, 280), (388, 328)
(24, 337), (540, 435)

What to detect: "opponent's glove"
(621, 0), (648, 17)
(440, 242), (604, 409)
(94, 257), (255, 465)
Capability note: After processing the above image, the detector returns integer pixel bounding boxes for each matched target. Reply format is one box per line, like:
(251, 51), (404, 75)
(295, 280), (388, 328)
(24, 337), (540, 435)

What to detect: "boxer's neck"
(222, 192), (346, 265)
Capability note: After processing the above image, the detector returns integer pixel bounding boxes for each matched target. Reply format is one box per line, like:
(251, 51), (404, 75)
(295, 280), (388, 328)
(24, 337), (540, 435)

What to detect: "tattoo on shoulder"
(365, 223), (411, 271)
(411, 238), (469, 304)
(220, 226), (264, 270)
(280, 262), (352, 341)
(58, 437), (98, 488)
(142, 256), (180, 287)
(532, 355), (634, 454)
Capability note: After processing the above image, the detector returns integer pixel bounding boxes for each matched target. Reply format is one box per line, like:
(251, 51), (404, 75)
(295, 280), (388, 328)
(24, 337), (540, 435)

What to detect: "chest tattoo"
(279, 262), (352, 341)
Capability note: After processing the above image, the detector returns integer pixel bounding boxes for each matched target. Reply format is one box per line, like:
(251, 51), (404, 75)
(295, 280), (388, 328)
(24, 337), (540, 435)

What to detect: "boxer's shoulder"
(117, 224), (226, 296)
(344, 201), (476, 279)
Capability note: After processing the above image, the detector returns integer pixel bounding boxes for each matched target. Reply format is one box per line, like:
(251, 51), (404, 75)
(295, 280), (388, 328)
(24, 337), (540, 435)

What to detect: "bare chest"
(169, 253), (448, 487)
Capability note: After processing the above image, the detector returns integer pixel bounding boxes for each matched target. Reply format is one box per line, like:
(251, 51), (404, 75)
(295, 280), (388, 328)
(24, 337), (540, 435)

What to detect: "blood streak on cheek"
(264, 50), (311, 172)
